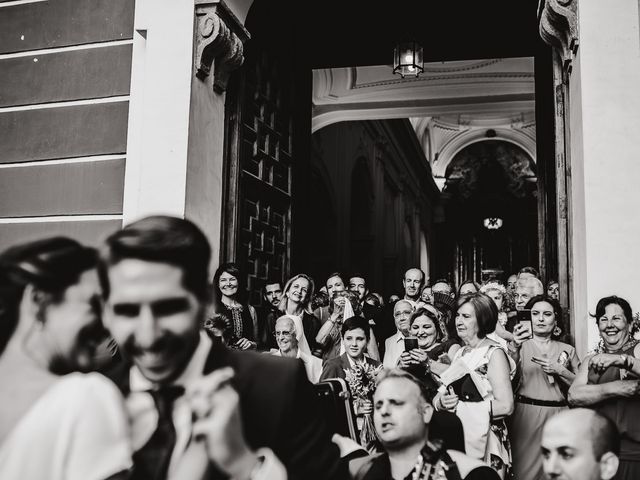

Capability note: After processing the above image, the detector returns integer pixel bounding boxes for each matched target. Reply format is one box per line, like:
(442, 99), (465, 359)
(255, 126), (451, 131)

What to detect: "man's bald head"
(541, 409), (619, 480)
(275, 315), (298, 353)
(515, 276), (544, 311)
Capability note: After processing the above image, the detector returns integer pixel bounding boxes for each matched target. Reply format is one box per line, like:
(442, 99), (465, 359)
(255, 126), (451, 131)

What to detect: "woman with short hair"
(568, 295), (640, 480)
(434, 292), (515, 478)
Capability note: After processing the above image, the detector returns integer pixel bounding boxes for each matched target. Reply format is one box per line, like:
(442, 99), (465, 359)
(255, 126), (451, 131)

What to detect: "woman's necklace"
(604, 335), (638, 354)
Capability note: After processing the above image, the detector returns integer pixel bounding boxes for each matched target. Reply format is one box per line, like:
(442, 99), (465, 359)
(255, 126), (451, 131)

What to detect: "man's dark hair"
(590, 411), (620, 459)
(263, 277), (282, 292)
(341, 315), (371, 340)
(99, 216), (211, 301)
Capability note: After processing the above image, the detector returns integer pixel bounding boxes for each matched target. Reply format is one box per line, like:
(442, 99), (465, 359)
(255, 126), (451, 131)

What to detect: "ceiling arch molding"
(433, 128), (536, 179)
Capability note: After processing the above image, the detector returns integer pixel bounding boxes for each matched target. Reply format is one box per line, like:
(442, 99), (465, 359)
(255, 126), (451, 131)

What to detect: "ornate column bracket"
(195, 0), (250, 93)
(538, 0), (579, 80)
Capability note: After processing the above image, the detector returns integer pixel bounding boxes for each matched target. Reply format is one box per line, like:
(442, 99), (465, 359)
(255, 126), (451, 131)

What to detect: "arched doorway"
(437, 140), (538, 285)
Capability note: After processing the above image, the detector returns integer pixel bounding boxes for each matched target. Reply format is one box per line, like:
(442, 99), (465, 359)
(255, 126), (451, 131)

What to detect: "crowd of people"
(0, 215), (636, 480)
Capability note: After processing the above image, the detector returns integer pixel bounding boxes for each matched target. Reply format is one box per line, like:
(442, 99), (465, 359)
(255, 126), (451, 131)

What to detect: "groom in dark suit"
(99, 215), (347, 480)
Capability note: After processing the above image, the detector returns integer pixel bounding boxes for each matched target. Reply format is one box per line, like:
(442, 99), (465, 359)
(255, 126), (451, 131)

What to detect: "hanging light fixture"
(393, 40), (424, 78)
(483, 217), (503, 230)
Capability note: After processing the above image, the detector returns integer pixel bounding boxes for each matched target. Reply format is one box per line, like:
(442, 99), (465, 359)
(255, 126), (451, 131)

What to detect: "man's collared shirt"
(126, 331), (285, 479)
(383, 331), (406, 369)
(127, 330), (212, 477)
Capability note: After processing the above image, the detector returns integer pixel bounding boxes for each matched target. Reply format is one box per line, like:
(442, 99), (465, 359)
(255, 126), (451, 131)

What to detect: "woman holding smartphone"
(508, 294), (579, 480)
(398, 306), (460, 381)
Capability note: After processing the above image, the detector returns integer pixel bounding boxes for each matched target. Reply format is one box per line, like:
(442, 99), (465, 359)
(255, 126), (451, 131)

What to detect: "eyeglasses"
(274, 330), (293, 338)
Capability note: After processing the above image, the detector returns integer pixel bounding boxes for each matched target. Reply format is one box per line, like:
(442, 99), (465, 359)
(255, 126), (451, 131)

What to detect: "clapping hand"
(186, 367), (260, 479)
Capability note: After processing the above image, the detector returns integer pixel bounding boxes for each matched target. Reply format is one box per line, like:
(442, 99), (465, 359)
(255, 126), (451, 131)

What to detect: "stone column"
(187, 0), (249, 264)
(123, 0), (249, 266)
(540, 0), (640, 355)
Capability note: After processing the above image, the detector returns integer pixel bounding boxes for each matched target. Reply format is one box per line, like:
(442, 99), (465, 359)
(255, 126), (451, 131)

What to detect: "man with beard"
(348, 273), (369, 308)
(256, 279), (282, 349)
(100, 215), (347, 480)
(270, 315), (322, 383)
(383, 300), (414, 369)
(351, 369), (499, 479)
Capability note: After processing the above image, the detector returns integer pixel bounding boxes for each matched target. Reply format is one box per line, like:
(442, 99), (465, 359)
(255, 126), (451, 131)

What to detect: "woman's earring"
(553, 326), (562, 337)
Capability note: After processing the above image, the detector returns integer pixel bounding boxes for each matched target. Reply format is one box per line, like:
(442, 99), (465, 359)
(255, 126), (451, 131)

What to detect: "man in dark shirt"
(352, 369), (500, 480)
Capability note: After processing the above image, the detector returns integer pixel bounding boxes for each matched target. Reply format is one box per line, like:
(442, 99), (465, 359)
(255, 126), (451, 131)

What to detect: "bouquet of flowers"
(344, 362), (383, 450)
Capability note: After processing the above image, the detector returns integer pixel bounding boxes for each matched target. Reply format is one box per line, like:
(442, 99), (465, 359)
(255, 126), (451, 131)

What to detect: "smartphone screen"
(404, 337), (419, 351)
(517, 309), (533, 339)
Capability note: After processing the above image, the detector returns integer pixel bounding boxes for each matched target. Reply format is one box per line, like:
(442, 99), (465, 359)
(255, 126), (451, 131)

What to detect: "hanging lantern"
(393, 41), (424, 78)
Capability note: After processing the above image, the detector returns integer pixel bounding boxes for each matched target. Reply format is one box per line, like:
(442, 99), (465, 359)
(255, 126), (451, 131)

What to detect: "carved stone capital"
(195, 0), (250, 93)
(538, 0), (579, 78)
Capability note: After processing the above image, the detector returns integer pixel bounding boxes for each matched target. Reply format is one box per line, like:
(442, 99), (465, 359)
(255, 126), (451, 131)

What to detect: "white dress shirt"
(383, 331), (406, 369)
(126, 331), (285, 479)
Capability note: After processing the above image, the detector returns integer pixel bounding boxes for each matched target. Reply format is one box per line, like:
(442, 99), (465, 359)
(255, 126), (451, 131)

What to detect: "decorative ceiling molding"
(195, 0), (250, 93)
(433, 128), (536, 180)
(538, 0), (579, 78)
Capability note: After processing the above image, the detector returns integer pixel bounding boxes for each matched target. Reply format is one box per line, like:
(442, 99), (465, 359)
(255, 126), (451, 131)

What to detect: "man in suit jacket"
(99, 215), (348, 480)
(319, 316), (381, 382)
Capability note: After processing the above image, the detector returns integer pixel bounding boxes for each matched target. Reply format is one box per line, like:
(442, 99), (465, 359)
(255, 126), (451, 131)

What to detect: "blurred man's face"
(373, 377), (431, 449)
(548, 282), (560, 301)
(349, 276), (367, 301)
(264, 283), (282, 307)
(403, 269), (423, 300)
(103, 259), (202, 385)
(507, 275), (517, 293)
(326, 275), (345, 298)
(541, 412), (609, 480)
